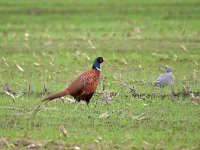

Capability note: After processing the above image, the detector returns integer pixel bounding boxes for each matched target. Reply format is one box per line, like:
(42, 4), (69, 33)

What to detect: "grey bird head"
(166, 67), (173, 73)
(155, 67), (174, 86)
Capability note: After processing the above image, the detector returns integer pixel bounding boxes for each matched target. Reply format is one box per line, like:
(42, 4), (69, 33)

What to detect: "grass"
(0, 0), (200, 149)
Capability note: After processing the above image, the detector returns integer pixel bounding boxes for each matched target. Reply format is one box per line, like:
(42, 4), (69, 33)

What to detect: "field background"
(0, 0), (200, 149)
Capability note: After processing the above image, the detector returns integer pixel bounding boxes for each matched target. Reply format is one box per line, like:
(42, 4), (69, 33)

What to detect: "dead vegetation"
(1, 82), (199, 105)
(130, 85), (200, 104)
(0, 138), (81, 150)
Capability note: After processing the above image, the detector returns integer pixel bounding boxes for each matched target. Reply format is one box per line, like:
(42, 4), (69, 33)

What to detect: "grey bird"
(155, 67), (174, 86)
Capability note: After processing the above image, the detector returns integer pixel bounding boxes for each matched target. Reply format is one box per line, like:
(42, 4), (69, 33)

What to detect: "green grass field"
(0, 0), (200, 149)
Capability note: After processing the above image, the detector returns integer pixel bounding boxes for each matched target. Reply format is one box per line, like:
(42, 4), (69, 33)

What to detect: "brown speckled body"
(65, 69), (100, 103)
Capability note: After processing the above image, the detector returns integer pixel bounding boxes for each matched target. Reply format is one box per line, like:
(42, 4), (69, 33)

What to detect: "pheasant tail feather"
(42, 90), (68, 102)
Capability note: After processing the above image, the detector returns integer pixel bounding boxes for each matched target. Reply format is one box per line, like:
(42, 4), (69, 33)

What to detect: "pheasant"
(42, 57), (105, 104)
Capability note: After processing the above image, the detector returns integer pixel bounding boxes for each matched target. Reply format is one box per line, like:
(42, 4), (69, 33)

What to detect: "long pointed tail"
(42, 90), (68, 102)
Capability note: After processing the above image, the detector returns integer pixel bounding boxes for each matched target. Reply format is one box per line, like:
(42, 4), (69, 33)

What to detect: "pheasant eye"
(98, 57), (104, 63)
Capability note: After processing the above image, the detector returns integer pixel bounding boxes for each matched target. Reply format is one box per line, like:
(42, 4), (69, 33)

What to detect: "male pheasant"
(42, 57), (105, 104)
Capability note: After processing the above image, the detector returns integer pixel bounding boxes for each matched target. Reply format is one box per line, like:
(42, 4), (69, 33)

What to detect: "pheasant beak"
(102, 58), (106, 62)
